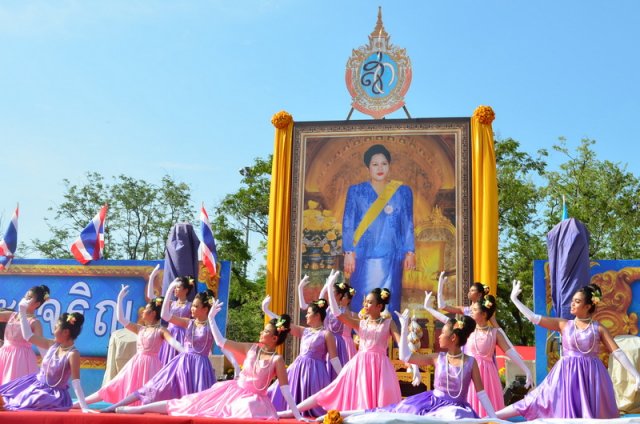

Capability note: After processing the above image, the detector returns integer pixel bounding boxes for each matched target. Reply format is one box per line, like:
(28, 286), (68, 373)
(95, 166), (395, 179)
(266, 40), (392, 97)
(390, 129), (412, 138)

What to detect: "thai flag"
(70, 204), (107, 265)
(198, 204), (218, 276)
(0, 205), (18, 270)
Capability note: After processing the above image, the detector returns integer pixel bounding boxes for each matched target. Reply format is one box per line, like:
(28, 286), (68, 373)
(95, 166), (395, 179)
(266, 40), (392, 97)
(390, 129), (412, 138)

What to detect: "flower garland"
(323, 410), (343, 424)
(271, 111), (292, 129)
(473, 105), (495, 125)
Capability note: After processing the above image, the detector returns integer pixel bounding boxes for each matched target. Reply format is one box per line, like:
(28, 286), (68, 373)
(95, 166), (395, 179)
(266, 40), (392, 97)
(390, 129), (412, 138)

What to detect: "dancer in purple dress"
(335, 314), (496, 421)
(0, 307), (92, 413)
(100, 287), (216, 412)
(114, 302), (307, 421)
(299, 274), (349, 379)
(496, 281), (640, 420)
(157, 275), (194, 365)
(262, 296), (341, 417)
(77, 286), (184, 407)
(0, 285), (49, 384)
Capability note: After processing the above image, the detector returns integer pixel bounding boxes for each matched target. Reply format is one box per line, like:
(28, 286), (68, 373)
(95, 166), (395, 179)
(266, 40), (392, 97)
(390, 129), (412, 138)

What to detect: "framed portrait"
(286, 118), (473, 340)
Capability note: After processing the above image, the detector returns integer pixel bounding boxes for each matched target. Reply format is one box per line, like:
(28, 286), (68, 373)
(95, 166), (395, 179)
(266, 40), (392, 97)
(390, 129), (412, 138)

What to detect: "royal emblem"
(345, 7), (412, 119)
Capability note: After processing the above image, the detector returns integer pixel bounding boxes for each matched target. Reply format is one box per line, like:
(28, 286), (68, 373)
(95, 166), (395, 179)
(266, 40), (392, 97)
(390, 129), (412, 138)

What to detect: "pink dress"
(98, 325), (164, 405)
(0, 313), (38, 384)
(315, 318), (401, 410)
(466, 327), (504, 416)
(167, 344), (278, 419)
(342, 320), (357, 359)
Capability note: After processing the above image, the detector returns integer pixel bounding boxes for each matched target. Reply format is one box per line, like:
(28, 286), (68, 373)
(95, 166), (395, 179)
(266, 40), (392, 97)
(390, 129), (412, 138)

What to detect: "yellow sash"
(353, 180), (402, 247)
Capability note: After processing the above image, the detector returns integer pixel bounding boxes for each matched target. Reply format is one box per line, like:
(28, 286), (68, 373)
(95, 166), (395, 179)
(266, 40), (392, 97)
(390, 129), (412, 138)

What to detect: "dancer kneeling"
(115, 298), (307, 420)
(0, 304), (92, 412)
(336, 312), (496, 420)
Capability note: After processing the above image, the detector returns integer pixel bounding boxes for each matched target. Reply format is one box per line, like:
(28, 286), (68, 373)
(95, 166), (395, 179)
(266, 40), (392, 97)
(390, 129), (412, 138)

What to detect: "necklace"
(576, 316), (592, 323)
(58, 344), (75, 352)
(45, 345), (72, 387)
(573, 319), (597, 354)
(472, 326), (494, 358)
(189, 320), (211, 354)
(445, 353), (464, 398)
(309, 325), (324, 333)
(368, 316), (384, 325)
(252, 346), (276, 392)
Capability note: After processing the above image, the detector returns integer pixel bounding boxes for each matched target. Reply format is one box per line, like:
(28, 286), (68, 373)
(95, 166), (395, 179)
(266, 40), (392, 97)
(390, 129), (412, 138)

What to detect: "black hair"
(333, 281), (350, 300)
(148, 296), (164, 321)
(470, 282), (490, 297)
(58, 312), (85, 340)
(475, 294), (497, 320)
(194, 289), (215, 311)
(370, 288), (391, 312)
(269, 313), (292, 346)
(309, 298), (329, 321)
(29, 285), (50, 306)
(176, 275), (196, 296)
(446, 315), (476, 346)
(576, 284), (602, 314)
(363, 144), (391, 167)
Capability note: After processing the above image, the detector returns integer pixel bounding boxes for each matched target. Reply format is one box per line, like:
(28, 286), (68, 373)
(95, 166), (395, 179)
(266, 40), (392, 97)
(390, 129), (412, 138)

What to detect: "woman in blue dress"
(342, 144), (415, 316)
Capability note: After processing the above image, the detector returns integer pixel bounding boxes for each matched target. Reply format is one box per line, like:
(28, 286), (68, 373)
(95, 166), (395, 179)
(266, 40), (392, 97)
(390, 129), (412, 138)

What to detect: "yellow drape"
(471, 106), (498, 295)
(266, 111), (294, 324)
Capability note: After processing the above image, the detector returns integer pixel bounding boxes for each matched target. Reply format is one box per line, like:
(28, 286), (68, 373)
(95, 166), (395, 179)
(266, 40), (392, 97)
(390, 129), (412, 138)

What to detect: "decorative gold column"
(266, 111), (294, 323)
(471, 106), (498, 295)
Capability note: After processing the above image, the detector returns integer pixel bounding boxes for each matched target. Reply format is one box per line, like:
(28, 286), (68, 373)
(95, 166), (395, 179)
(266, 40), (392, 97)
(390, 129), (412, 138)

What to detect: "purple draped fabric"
(546, 218), (590, 319)
(162, 223), (200, 301)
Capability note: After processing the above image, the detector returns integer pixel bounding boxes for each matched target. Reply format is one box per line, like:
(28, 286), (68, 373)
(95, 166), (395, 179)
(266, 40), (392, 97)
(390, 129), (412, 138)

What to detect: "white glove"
(325, 270), (342, 317)
(505, 348), (534, 388)
(409, 364), (421, 386)
(116, 284), (130, 327)
(146, 264), (160, 299)
(161, 280), (180, 322)
(222, 347), (241, 379)
(18, 299), (34, 341)
(71, 379), (96, 413)
(394, 309), (411, 362)
(166, 336), (186, 354)
(329, 356), (342, 376)
(279, 384), (308, 421)
(612, 348), (640, 390)
(261, 295), (278, 319)
(437, 271), (448, 309)
(208, 298), (227, 348)
(423, 291), (449, 324)
(510, 280), (541, 325)
(297, 275), (310, 310)
(477, 390), (497, 418)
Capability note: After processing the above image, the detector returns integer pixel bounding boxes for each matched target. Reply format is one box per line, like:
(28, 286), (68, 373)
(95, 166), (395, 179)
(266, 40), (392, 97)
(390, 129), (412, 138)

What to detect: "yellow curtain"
(266, 111), (294, 324)
(471, 105), (498, 295)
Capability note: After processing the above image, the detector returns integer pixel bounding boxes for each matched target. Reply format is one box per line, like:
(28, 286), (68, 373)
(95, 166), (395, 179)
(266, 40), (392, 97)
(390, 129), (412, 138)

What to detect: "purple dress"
(324, 310), (348, 380)
(158, 301), (191, 365)
(367, 352), (478, 419)
(268, 328), (331, 417)
(0, 343), (75, 411)
(512, 320), (619, 420)
(136, 319), (215, 404)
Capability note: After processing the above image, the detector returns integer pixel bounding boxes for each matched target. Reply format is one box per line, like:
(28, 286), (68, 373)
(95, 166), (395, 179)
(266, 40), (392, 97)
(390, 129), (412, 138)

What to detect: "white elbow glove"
(394, 309), (411, 362)
(612, 348), (640, 390)
(505, 347), (533, 388)
(437, 271), (448, 309)
(297, 275), (310, 310)
(261, 295), (278, 319)
(329, 356), (342, 376)
(279, 384), (305, 421)
(18, 299), (34, 341)
(477, 389), (497, 418)
(116, 285), (130, 327)
(510, 280), (541, 325)
(222, 347), (241, 379)
(166, 336), (186, 354)
(325, 270), (342, 317)
(146, 264), (160, 299)
(208, 298), (227, 348)
(161, 281), (179, 322)
(423, 291), (449, 324)
(71, 379), (92, 413)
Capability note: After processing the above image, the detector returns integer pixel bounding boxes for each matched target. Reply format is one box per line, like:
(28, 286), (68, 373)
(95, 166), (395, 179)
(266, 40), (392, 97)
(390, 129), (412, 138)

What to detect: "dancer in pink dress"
(340, 285), (358, 359)
(279, 270), (402, 416)
(77, 285), (184, 407)
(0, 285), (49, 384)
(495, 281), (640, 420)
(0, 306), (92, 413)
(425, 291), (532, 416)
(436, 271), (499, 327)
(114, 300), (307, 420)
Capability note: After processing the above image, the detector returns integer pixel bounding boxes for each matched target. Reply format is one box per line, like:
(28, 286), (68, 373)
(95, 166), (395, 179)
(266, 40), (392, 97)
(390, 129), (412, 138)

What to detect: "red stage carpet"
(0, 410), (301, 424)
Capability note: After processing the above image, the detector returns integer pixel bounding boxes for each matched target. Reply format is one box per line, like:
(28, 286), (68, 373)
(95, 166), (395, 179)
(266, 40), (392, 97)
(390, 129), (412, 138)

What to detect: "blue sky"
(1, 1), (639, 273)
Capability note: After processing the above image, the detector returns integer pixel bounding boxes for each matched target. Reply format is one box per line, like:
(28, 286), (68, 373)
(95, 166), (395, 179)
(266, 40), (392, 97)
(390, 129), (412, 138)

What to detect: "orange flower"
(271, 111), (293, 129)
(323, 410), (343, 424)
(473, 105), (495, 125)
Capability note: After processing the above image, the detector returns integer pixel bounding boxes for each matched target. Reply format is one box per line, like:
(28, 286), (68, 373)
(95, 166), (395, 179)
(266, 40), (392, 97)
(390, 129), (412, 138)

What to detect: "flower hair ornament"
(337, 282), (346, 290)
(43, 293), (50, 301)
(187, 277), (195, 287)
(482, 284), (490, 295)
(154, 297), (163, 306)
(207, 296), (215, 306)
(482, 298), (494, 309)
(66, 315), (77, 325)
(275, 318), (287, 333)
(348, 287), (356, 296)
(380, 289), (390, 300)
(452, 319), (465, 330)
(315, 299), (327, 308)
